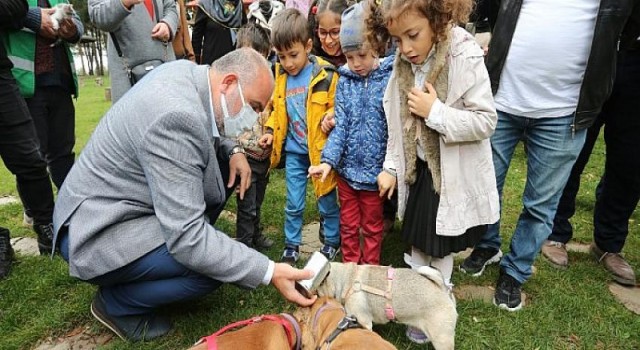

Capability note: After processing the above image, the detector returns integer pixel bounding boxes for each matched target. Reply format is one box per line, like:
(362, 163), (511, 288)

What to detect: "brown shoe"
(541, 240), (568, 269)
(590, 243), (636, 286)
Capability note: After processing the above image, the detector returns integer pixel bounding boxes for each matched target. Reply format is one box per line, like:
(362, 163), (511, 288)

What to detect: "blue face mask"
(220, 83), (259, 138)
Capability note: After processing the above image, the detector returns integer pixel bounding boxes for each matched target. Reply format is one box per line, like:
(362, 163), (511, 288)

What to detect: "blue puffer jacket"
(321, 57), (393, 191)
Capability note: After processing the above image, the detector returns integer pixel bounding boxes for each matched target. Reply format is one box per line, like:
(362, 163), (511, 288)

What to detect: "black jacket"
(191, 9), (237, 65)
(0, 0), (28, 78)
(487, 0), (640, 130)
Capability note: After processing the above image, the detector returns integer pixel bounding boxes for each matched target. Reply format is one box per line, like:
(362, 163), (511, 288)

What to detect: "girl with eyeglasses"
(307, 0), (357, 67)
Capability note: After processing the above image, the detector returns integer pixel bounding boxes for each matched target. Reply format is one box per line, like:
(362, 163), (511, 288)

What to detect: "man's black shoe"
(91, 291), (172, 341)
(253, 235), (274, 250)
(33, 223), (54, 255)
(493, 270), (523, 311)
(0, 228), (15, 279)
(459, 246), (503, 277)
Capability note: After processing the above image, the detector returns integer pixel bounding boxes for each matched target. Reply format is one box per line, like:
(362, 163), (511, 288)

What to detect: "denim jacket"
(321, 57), (393, 191)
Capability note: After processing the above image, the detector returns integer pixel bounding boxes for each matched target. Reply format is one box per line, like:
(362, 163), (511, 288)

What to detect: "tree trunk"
(77, 43), (87, 75)
(97, 30), (105, 76)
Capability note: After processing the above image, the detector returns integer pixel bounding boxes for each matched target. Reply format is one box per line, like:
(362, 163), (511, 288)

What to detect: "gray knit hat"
(340, 2), (366, 52)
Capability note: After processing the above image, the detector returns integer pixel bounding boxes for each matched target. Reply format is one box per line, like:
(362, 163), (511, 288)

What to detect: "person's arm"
(191, 9), (206, 63)
(427, 52), (496, 143)
(320, 78), (348, 168)
(139, 112), (268, 286)
(60, 5), (84, 43)
(88, 0), (135, 32)
(324, 68), (339, 123)
(160, 0), (178, 40)
(0, 0), (27, 29)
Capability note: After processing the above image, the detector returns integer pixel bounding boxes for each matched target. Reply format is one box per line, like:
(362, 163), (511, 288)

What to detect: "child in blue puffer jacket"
(308, 2), (392, 265)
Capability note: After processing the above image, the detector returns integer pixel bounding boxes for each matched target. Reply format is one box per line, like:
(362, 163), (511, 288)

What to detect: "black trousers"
(26, 86), (75, 190)
(550, 49), (640, 253)
(0, 76), (54, 225)
(235, 157), (270, 245)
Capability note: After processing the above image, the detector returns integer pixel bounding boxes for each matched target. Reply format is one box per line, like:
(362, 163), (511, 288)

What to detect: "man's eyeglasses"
(317, 28), (340, 40)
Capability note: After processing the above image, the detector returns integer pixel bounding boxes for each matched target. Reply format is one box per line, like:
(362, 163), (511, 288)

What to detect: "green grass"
(0, 76), (638, 349)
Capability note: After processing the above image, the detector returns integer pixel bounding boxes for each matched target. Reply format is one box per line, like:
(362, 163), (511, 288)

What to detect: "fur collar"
(393, 34), (451, 193)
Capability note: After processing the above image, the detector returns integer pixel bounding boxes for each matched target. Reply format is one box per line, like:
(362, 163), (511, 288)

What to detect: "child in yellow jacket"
(259, 8), (340, 264)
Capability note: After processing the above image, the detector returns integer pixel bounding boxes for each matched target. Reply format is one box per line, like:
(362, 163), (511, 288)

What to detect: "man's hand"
(228, 153), (251, 200)
(39, 8), (57, 39)
(121, 0), (144, 10)
(377, 170), (396, 199)
(271, 263), (317, 307)
(258, 134), (273, 149)
(320, 112), (336, 134)
(151, 22), (171, 42)
(185, 0), (199, 7)
(408, 82), (437, 119)
(58, 18), (77, 40)
(308, 163), (332, 182)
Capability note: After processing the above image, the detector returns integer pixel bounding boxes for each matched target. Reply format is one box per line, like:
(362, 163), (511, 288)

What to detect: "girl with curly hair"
(367, 0), (500, 343)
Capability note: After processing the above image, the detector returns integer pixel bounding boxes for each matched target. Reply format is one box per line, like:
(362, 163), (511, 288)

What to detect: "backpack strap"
(312, 64), (336, 93)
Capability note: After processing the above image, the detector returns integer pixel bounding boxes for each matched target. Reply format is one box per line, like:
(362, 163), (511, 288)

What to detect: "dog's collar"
(280, 312), (303, 350)
(320, 315), (361, 349)
(312, 300), (344, 332)
(311, 301), (361, 350)
(195, 314), (301, 350)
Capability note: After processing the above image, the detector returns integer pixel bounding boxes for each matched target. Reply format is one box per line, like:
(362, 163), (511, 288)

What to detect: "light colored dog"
(293, 296), (397, 350)
(189, 313), (301, 350)
(316, 262), (457, 350)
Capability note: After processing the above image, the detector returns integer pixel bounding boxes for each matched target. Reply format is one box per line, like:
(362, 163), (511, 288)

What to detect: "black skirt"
(401, 159), (486, 258)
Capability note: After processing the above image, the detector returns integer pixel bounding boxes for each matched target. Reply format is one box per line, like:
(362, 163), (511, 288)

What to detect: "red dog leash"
(195, 313), (301, 350)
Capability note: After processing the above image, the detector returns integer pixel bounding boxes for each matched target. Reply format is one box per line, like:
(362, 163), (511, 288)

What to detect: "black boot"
(33, 223), (54, 256)
(0, 227), (15, 279)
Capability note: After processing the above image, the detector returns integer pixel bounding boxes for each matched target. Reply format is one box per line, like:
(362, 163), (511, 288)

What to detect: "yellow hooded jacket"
(266, 55), (339, 198)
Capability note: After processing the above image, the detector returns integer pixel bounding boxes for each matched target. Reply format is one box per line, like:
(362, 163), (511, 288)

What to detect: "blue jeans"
(477, 111), (586, 283)
(284, 152), (340, 247)
(59, 229), (222, 316)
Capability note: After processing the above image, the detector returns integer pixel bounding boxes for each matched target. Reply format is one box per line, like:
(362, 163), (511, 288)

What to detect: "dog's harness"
(195, 313), (302, 350)
(342, 266), (396, 320)
(312, 300), (362, 350)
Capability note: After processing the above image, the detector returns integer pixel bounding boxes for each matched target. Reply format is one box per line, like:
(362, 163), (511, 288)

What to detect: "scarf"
(394, 32), (451, 193)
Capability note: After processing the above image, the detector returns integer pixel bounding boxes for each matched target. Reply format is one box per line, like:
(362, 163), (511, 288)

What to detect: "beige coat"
(384, 27), (500, 236)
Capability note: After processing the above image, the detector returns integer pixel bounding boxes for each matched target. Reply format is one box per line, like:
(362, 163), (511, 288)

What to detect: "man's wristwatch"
(229, 145), (245, 158)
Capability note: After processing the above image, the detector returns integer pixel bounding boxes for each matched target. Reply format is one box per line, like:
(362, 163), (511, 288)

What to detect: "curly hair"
(366, 0), (474, 56)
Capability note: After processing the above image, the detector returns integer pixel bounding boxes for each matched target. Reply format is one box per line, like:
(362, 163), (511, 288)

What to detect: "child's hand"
(408, 82), (437, 119)
(308, 163), (332, 182)
(258, 134), (273, 149)
(377, 171), (397, 199)
(321, 112), (336, 133)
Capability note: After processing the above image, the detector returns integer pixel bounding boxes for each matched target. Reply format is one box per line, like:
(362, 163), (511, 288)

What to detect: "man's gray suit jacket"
(53, 61), (270, 289)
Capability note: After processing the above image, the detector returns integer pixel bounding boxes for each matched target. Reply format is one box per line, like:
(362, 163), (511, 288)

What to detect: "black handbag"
(197, 0), (243, 29)
(109, 0), (166, 86)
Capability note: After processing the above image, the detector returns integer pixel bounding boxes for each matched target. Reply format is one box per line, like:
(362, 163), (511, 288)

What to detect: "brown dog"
(294, 296), (397, 350)
(189, 313), (301, 350)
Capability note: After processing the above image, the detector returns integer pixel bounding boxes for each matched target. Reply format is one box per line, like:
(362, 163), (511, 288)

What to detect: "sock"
(430, 254), (454, 290)
(411, 246), (431, 267)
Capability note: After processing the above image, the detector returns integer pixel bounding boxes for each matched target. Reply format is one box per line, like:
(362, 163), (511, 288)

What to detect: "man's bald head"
(211, 47), (274, 88)
(209, 48), (274, 134)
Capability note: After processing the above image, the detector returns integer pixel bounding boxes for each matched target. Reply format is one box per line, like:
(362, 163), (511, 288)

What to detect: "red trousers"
(338, 178), (384, 265)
